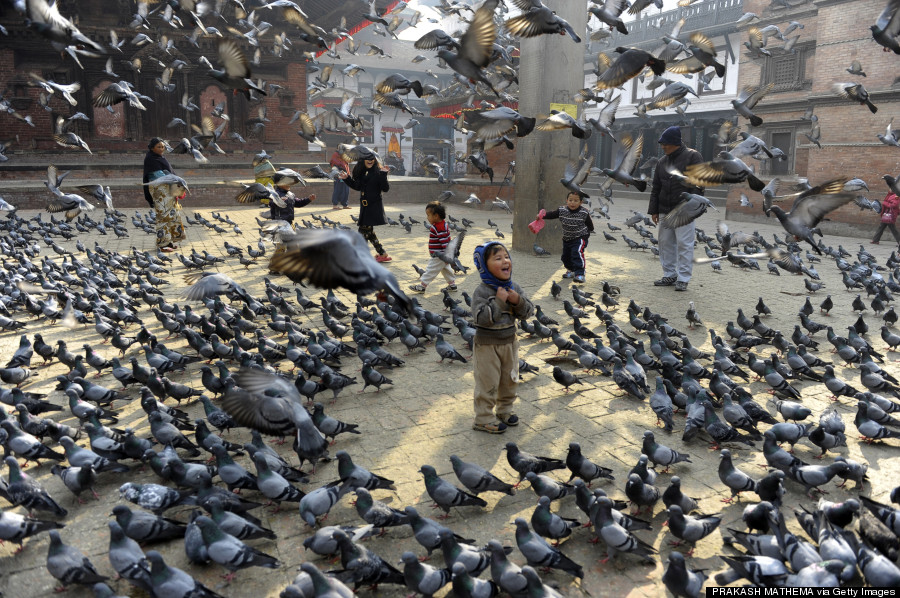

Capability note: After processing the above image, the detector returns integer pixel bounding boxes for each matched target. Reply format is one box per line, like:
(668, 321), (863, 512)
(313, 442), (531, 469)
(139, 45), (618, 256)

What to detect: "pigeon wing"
(875, 0), (900, 35)
(218, 39), (250, 78)
(788, 179), (855, 229)
(458, 0), (498, 68)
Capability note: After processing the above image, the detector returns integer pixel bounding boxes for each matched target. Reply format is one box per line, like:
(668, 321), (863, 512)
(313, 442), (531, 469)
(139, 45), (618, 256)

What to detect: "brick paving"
(0, 195), (897, 597)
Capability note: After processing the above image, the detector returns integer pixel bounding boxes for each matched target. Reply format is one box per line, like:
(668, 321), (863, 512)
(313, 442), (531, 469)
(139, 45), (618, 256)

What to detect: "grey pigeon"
(106, 520), (152, 594)
(564, 442), (614, 484)
(439, 528), (490, 575)
(531, 496), (579, 542)
(146, 550), (224, 598)
(420, 464), (487, 517)
(401, 551), (451, 598)
(718, 449), (758, 502)
(336, 450), (395, 493)
(662, 476), (699, 514)
(330, 528), (405, 589)
(46, 530), (108, 590)
(504, 442), (565, 483)
(252, 451), (305, 509)
(524, 471), (573, 501)
(666, 504), (722, 547)
(642, 430), (691, 472)
(513, 518), (583, 578)
(450, 455), (515, 495)
(299, 481), (342, 527)
(301, 524), (375, 557)
(5, 456), (67, 516)
(662, 551), (708, 598)
(624, 472), (660, 514)
(0, 508), (63, 548)
(118, 482), (192, 515)
(111, 504), (186, 544)
(451, 561), (499, 598)
(353, 487), (409, 530)
(193, 515), (280, 581)
(404, 506), (474, 556)
(593, 497), (657, 563)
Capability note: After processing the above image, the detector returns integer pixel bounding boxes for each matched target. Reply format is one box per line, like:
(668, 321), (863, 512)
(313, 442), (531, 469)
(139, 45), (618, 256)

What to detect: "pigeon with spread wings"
(872, 0), (900, 53)
(269, 229), (412, 314)
(505, 0), (582, 42)
(435, 0), (500, 96)
(560, 152), (594, 199)
(599, 133), (646, 192)
(683, 151), (765, 192)
(208, 39), (266, 99)
(593, 47), (665, 91)
(764, 178), (856, 254)
(219, 369), (328, 466)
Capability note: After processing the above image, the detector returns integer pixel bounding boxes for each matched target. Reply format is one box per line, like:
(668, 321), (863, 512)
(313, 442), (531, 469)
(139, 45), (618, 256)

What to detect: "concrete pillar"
(512, 0), (588, 255)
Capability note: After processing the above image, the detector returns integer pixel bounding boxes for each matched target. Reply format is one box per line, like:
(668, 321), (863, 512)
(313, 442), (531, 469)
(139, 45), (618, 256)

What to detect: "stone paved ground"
(0, 195), (898, 598)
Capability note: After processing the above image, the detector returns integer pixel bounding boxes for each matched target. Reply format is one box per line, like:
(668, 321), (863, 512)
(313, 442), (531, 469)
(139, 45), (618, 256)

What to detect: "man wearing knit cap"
(648, 126), (704, 291)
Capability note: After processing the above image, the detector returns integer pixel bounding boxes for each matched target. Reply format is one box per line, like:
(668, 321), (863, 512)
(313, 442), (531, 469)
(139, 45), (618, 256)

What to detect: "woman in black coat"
(338, 148), (392, 261)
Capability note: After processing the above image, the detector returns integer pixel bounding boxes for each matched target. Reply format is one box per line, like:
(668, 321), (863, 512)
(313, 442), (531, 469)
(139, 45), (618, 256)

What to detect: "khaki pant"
(473, 339), (519, 425)
(419, 255), (456, 287)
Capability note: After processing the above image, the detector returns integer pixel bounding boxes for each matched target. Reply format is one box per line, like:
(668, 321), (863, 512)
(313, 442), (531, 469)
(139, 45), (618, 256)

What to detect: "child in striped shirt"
(540, 191), (594, 283)
(409, 201), (457, 293)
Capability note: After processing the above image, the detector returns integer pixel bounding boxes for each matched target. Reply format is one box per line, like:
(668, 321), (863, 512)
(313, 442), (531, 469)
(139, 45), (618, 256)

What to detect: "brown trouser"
(473, 338), (519, 425)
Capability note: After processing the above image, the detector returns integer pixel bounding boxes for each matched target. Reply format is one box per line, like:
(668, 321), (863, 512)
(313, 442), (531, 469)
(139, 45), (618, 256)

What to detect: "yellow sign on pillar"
(549, 102), (577, 119)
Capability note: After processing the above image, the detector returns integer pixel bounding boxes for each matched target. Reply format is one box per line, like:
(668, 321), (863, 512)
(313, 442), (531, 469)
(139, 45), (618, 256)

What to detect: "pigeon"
(531, 496), (579, 542)
(330, 528), (405, 589)
(449, 455), (515, 495)
(0, 508), (64, 548)
(145, 550), (224, 598)
(718, 449), (758, 502)
(46, 530), (108, 590)
(513, 518), (583, 578)
(352, 487), (409, 530)
(504, 442), (566, 483)
(336, 450), (395, 493)
(106, 520), (152, 594)
(666, 504), (722, 550)
(192, 515), (280, 581)
(400, 551), (451, 598)
(420, 464), (487, 517)
(565, 442), (615, 484)
(5, 456), (67, 516)
(642, 430), (692, 472)
(111, 504), (186, 544)
(219, 368), (327, 465)
(662, 551), (708, 598)
(270, 229), (412, 314)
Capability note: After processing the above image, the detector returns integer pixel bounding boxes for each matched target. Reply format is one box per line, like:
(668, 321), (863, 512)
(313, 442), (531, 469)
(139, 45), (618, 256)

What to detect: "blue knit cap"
(658, 126), (683, 145)
(473, 241), (513, 290)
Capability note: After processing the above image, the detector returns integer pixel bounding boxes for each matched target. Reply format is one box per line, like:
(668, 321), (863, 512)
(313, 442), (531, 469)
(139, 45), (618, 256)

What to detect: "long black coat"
(143, 151), (173, 207)
(342, 167), (389, 227)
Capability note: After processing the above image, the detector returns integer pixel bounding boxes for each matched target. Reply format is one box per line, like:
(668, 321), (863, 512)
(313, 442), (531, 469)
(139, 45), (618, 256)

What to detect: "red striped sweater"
(428, 220), (451, 253)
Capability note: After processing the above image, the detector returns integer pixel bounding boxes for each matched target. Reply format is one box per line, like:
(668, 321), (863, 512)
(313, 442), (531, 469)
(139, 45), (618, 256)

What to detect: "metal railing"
(602, 0), (744, 46)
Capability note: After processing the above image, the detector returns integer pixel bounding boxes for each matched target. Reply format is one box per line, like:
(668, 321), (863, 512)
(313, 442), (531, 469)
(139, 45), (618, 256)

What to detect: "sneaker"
(342, 205), (352, 209)
(443, 284), (458, 292)
(675, 281), (689, 291)
(332, 206), (342, 210)
(574, 275), (585, 284)
(409, 283), (426, 293)
(497, 413), (519, 427)
(473, 421), (507, 434)
(375, 254), (392, 263)
(654, 276), (676, 286)
(871, 241), (880, 244)
(562, 271), (575, 279)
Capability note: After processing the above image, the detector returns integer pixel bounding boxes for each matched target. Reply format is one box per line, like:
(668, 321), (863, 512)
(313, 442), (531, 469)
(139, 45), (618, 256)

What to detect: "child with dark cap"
(470, 242), (534, 433)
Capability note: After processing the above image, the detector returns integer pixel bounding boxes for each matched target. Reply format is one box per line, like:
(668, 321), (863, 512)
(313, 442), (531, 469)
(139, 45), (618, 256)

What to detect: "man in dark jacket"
(648, 126), (704, 291)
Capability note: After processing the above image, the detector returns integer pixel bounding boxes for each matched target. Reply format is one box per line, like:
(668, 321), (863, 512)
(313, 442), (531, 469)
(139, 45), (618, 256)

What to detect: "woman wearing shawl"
(143, 138), (186, 252)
